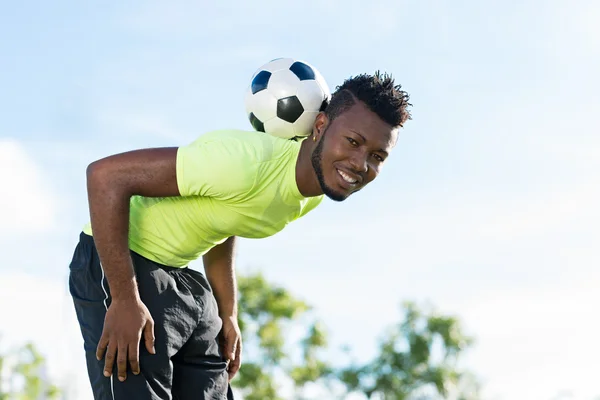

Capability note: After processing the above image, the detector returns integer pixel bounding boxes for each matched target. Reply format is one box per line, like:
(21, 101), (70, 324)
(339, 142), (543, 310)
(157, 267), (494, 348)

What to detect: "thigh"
(171, 269), (232, 400)
(69, 233), (179, 400)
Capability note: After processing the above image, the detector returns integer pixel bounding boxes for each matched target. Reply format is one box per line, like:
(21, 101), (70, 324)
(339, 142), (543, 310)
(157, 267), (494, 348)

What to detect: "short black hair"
(323, 71), (412, 128)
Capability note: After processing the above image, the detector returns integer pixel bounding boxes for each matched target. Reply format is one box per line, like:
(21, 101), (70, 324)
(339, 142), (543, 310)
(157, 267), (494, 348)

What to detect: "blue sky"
(1, 0), (599, 399)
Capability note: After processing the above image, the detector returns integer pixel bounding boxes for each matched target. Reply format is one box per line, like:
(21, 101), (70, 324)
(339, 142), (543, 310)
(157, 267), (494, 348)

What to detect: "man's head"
(309, 71), (412, 201)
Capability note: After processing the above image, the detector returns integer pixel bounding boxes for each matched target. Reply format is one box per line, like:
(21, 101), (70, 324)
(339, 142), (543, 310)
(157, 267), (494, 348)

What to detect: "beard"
(310, 132), (348, 202)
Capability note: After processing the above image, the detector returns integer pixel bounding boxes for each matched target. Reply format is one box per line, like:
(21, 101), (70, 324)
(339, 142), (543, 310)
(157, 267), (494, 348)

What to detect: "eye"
(346, 137), (359, 147)
(372, 154), (384, 162)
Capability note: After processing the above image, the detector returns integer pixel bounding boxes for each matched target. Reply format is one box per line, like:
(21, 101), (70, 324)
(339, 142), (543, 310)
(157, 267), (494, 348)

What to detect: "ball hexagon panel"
(293, 111), (319, 137)
(295, 79), (326, 113)
(311, 69), (331, 107)
(266, 69), (301, 100)
(245, 88), (278, 122)
(264, 116), (295, 139)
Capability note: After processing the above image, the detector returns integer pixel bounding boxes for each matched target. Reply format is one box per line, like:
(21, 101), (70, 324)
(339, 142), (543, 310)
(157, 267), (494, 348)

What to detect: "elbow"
(86, 160), (105, 187)
(86, 159), (134, 199)
(86, 160), (97, 179)
(86, 159), (116, 194)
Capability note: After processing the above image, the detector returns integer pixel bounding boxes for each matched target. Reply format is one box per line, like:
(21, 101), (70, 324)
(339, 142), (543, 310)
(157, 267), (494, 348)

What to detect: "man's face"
(311, 101), (398, 201)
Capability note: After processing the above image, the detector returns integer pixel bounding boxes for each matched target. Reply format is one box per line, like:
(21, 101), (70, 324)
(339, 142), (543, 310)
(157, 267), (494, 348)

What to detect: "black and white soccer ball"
(244, 58), (331, 139)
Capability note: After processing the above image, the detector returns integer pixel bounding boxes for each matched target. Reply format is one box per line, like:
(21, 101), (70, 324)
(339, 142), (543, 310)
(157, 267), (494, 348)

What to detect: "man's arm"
(87, 147), (180, 300)
(203, 236), (242, 380)
(203, 236), (237, 318)
(86, 147), (180, 381)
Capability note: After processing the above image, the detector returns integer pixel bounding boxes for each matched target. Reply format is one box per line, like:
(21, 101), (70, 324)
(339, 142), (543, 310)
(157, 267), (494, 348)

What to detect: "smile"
(337, 169), (358, 185)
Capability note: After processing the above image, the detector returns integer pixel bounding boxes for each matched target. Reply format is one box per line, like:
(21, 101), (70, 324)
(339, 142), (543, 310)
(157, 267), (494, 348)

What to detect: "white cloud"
(552, 0), (600, 58)
(0, 139), (58, 236)
(0, 272), (92, 400)
(462, 281), (600, 400)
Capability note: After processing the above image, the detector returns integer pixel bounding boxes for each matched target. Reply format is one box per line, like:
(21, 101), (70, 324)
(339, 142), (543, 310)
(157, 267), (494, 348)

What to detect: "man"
(68, 71), (411, 399)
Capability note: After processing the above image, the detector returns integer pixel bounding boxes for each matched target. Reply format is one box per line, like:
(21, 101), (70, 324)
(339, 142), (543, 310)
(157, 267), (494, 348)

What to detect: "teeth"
(338, 169), (358, 184)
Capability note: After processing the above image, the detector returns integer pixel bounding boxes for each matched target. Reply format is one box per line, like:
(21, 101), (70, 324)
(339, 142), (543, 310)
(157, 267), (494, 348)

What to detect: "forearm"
(86, 162), (138, 301)
(203, 237), (238, 318)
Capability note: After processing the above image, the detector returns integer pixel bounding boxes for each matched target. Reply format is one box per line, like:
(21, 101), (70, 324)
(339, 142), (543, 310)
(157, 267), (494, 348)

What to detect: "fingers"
(97, 320), (155, 383)
(143, 319), (156, 354)
(96, 301), (156, 383)
(235, 338), (242, 364)
(128, 341), (140, 376)
(103, 341), (118, 378)
(117, 343), (128, 382)
(228, 355), (240, 380)
(96, 333), (109, 361)
(223, 329), (237, 362)
(98, 339), (145, 381)
(227, 336), (242, 381)
(228, 348), (241, 379)
(228, 337), (236, 361)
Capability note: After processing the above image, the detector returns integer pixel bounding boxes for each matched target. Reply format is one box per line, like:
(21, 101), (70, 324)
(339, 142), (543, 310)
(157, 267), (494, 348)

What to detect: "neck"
(295, 138), (323, 197)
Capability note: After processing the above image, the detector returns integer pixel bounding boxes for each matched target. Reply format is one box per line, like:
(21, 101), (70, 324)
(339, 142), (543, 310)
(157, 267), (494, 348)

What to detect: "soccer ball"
(244, 58), (331, 139)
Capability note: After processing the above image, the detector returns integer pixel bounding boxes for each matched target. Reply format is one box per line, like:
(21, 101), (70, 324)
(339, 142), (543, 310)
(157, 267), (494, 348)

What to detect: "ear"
(390, 127), (400, 147)
(312, 112), (329, 141)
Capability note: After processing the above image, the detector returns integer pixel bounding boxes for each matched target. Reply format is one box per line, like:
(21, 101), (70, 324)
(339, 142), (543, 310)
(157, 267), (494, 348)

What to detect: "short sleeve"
(176, 138), (258, 199)
(298, 195), (324, 218)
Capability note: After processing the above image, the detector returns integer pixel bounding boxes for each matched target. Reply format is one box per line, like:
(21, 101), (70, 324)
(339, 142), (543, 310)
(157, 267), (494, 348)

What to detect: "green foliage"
(0, 274), (480, 400)
(337, 301), (479, 400)
(0, 341), (61, 400)
(290, 321), (331, 387)
(233, 273), (480, 400)
(233, 364), (282, 400)
(233, 273), (332, 398)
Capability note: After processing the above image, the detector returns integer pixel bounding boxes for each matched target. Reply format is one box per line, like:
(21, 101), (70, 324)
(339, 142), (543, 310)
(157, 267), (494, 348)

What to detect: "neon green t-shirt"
(82, 129), (324, 267)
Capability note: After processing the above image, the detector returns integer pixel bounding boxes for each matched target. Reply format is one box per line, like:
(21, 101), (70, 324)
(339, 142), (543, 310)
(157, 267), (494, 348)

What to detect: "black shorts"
(68, 232), (234, 400)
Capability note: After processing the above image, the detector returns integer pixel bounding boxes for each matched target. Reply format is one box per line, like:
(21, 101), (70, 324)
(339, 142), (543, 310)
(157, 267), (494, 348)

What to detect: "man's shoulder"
(193, 129), (286, 146)
(191, 129), (301, 162)
(196, 128), (261, 142)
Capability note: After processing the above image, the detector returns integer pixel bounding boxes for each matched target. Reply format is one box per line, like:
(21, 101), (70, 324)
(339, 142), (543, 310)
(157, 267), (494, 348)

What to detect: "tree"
(337, 301), (480, 400)
(0, 274), (479, 400)
(0, 340), (61, 400)
(232, 273), (332, 400)
(232, 273), (481, 400)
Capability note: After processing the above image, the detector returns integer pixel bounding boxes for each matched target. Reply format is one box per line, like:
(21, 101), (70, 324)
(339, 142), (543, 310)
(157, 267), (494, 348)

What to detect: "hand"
(220, 315), (242, 381)
(96, 297), (156, 382)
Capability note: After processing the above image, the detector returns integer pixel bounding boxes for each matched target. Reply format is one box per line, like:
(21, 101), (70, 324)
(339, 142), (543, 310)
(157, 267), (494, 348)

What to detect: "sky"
(1, 0), (599, 399)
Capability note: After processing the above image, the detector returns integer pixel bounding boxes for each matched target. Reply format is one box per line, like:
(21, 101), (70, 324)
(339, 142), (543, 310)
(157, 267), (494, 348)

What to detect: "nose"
(349, 154), (368, 174)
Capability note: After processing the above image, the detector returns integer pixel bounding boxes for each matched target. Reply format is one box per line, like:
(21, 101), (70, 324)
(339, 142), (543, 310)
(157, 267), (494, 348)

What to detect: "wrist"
(219, 309), (238, 319)
(109, 278), (140, 302)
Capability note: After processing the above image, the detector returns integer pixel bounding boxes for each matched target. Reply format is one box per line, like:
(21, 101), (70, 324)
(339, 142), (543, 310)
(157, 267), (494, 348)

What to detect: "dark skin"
(87, 151), (243, 382)
(86, 99), (396, 384)
(298, 100), (398, 201)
